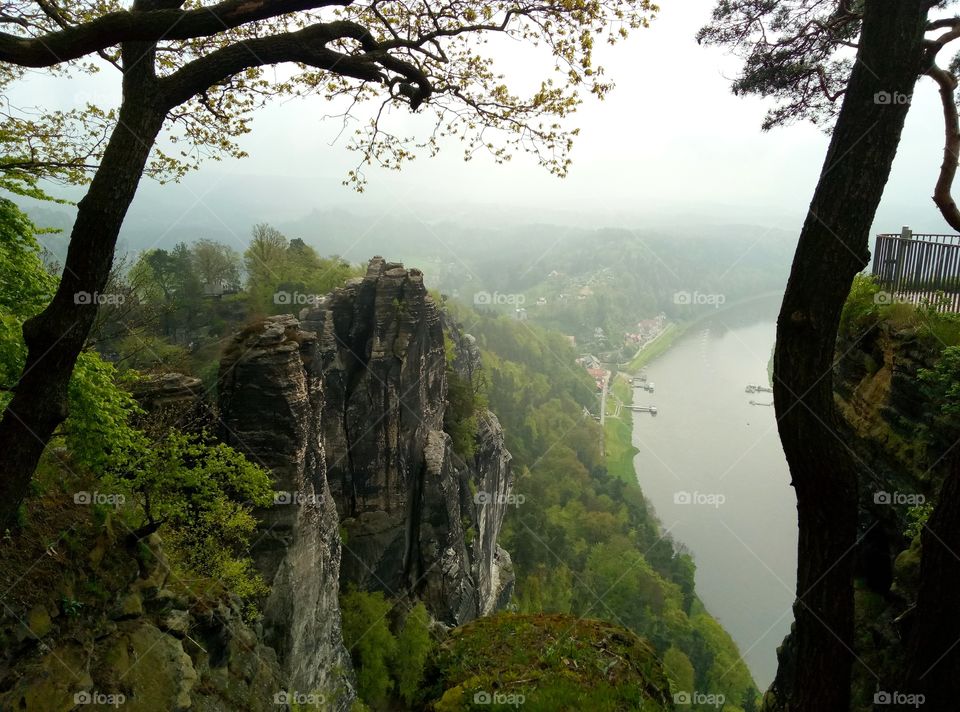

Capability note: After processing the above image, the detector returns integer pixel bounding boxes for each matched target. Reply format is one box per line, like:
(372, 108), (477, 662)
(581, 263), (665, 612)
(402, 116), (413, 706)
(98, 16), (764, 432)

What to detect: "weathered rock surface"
(218, 314), (354, 709)
(131, 371), (213, 432)
(0, 534), (285, 712)
(299, 257), (514, 624)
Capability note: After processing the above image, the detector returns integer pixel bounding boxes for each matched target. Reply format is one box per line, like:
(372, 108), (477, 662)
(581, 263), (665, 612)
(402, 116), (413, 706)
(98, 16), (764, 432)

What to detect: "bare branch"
(927, 62), (960, 231)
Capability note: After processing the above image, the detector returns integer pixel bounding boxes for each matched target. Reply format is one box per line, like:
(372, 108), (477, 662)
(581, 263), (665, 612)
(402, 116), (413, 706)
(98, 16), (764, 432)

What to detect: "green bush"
(105, 430), (275, 601)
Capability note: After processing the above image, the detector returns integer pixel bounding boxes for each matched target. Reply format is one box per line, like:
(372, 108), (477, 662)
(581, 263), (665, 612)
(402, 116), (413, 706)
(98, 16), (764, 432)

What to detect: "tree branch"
(0, 0), (349, 67)
(160, 20), (432, 111)
(926, 63), (960, 231)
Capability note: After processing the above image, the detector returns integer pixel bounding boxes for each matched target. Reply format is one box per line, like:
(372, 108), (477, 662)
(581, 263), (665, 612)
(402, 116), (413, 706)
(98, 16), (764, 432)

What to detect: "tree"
(130, 244), (203, 337)
(392, 602), (433, 706)
(340, 588), (397, 707)
(0, 0), (657, 526)
(191, 239), (240, 292)
(698, 0), (960, 231)
(700, 1), (938, 709)
(106, 429), (275, 599)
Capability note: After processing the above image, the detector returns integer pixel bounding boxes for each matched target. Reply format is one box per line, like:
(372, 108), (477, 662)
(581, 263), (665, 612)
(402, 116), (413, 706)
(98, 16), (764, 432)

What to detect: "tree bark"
(928, 63), (960, 232)
(903, 454), (960, 707)
(771, 2), (928, 710)
(0, 42), (165, 526)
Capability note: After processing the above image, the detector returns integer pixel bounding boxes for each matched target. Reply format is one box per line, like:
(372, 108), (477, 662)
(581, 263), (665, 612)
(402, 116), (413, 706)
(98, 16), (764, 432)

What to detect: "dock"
(626, 405), (658, 415)
(745, 384), (773, 394)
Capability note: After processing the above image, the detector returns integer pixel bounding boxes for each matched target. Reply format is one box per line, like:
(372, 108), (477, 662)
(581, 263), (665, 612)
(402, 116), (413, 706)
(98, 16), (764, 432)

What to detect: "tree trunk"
(904, 454), (960, 707)
(772, 2), (928, 710)
(0, 43), (165, 526)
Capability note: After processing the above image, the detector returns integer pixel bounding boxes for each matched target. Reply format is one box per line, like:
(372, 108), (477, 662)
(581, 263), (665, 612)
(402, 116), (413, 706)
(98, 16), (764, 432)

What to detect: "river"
(630, 298), (797, 690)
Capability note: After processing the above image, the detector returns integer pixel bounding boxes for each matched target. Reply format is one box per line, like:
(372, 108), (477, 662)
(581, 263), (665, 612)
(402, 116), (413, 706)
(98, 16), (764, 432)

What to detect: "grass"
(604, 376), (639, 485)
(842, 274), (960, 351)
(623, 322), (685, 373)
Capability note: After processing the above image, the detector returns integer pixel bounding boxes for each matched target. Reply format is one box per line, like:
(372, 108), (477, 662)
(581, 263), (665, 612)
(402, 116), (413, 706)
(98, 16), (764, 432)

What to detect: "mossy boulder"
(420, 613), (673, 711)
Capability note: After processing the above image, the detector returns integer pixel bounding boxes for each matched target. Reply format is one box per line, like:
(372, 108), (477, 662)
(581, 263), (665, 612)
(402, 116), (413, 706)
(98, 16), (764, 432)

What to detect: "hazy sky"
(16, 0), (958, 237)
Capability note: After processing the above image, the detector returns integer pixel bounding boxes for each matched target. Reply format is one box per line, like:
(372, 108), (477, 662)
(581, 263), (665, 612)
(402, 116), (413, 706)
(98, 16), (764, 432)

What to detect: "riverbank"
(604, 375), (639, 484)
(602, 355), (761, 700)
(624, 305), (795, 688)
(622, 322), (686, 373)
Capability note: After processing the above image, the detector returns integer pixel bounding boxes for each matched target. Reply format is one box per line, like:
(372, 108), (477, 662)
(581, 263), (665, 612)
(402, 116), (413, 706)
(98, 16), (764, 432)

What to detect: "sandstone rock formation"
(301, 257), (514, 624)
(215, 257), (514, 705)
(218, 315), (354, 709)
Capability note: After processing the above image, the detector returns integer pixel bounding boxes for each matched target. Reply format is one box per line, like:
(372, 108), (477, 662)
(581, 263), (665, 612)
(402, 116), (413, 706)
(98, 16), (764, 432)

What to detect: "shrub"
(105, 430), (274, 601)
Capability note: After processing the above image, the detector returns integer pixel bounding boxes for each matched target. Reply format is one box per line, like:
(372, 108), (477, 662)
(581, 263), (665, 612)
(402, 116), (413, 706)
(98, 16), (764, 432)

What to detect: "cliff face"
(300, 257), (514, 624)
(218, 315), (354, 707)
(215, 257), (514, 705)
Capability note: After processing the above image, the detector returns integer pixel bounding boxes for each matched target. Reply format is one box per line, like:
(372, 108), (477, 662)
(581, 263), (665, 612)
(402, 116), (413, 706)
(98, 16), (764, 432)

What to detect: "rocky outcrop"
(299, 257), (514, 625)
(218, 315), (354, 708)
(0, 532), (286, 712)
(131, 372), (213, 432)
(213, 257), (514, 704)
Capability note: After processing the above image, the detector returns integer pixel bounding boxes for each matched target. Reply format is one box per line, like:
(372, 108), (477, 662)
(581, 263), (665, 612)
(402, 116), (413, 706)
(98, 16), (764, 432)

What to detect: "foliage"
(393, 603), (434, 706)
(697, 1), (862, 131)
(443, 334), (486, 458)
(0, 1), (658, 195)
(435, 227), (792, 350)
(0, 199), (143, 472)
(63, 352), (143, 473)
(445, 303), (759, 710)
(192, 238), (241, 291)
(340, 591), (435, 710)
(842, 274), (960, 351)
(906, 502), (935, 540)
(104, 430), (274, 599)
(243, 223), (361, 315)
(0, 200), (277, 607)
(340, 589), (399, 708)
(422, 613), (673, 711)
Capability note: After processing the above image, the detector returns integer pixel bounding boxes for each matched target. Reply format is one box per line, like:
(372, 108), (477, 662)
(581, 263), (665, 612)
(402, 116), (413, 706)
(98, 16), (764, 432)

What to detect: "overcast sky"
(16, 0), (958, 238)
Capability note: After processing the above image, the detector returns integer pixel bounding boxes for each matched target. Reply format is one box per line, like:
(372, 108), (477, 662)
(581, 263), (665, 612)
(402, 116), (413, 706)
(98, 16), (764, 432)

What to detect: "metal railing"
(871, 227), (960, 312)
